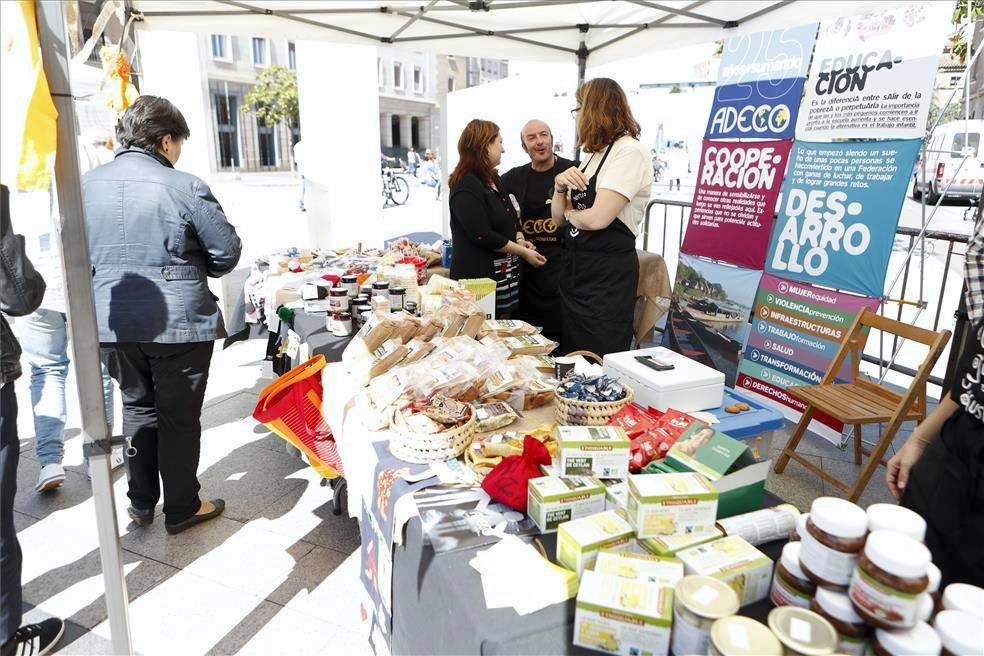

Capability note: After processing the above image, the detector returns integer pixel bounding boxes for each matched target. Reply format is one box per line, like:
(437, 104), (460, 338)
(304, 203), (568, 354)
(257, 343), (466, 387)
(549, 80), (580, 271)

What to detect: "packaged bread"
(500, 333), (558, 356)
(400, 338), (436, 365)
(482, 319), (538, 337)
(416, 316), (443, 342)
(368, 339), (409, 380)
(460, 312), (486, 339)
(342, 311), (399, 366)
(368, 366), (416, 409)
(473, 402), (520, 433)
(391, 312), (421, 344)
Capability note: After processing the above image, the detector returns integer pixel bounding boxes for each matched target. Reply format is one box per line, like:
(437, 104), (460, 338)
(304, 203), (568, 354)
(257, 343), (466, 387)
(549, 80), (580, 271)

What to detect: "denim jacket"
(82, 148), (242, 343)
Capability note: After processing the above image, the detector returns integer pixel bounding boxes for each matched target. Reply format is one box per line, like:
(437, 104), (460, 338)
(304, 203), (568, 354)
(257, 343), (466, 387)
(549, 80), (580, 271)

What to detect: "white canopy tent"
(35, 1), (905, 653)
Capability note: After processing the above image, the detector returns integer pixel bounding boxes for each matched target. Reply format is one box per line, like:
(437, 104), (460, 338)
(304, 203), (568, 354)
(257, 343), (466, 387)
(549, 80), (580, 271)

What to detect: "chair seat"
(788, 383), (924, 424)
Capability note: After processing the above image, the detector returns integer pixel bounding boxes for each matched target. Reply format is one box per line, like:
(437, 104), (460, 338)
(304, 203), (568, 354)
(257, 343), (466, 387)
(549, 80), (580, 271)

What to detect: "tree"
(242, 65), (299, 129)
(928, 93), (964, 131)
(949, 0), (984, 65)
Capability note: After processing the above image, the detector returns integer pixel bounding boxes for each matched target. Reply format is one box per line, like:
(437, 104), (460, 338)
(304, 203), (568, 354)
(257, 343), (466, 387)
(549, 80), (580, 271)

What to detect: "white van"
(912, 120), (984, 203)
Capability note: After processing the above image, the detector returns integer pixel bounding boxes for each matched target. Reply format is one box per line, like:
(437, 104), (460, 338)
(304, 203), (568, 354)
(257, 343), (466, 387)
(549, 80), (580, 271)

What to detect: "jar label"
(671, 607), (710, 656)
(800, 529), (859, 585)
(836, 633), (868, 656)
(770, 573), (812, 609)
(849, 567), (920, 629)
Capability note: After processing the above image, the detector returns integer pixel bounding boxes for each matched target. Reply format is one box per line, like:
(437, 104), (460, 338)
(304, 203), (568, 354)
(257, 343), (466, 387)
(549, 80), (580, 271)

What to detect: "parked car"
(912, 119), (984, 203)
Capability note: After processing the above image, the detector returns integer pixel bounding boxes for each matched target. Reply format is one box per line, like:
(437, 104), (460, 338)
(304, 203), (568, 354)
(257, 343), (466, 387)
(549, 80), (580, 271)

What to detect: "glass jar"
(790, 513), (809, 542)
(671, 576), (740, 656)
(865, 504), (926, 543)
(868, 622), (940, 656)
(341, 274), (358, 297)
(372, 281), (390, 297)
(329, 287), (350, 312)
(934, 610), (979, 656)
(331, 312), (352, 337)
(767, 606), (838, 656)
(848, 531), (930, 630)
(926, 563), (942, 617)
(942, 583), (984, 618)
(771, 542), (816, 609)
(799, 498), (868, 589)
(708, 617), (782, 656)
(389, 286), (406, 311)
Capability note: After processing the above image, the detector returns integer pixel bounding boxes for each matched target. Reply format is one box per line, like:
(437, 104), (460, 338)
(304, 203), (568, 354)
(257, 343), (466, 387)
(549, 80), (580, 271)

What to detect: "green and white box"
(594, 549), (685, 589)
(528, 475), (606, 533)
(676, 535), (774, 607)
(638, 526), (725, 557)
(574, 570), (672, 656)
(558, 426), (631, 479)
(557, 511), (635, 578)
(626, 472), (718, 539)
(604, 480), (629, 517)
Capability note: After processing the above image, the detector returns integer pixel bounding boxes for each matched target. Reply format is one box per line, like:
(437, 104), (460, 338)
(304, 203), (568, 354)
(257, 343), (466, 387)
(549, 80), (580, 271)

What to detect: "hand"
(885, 434), (930, 500)
(556, 166), (589, 192)
(519, 240), (537, 251)
(522, 249), (547, 267)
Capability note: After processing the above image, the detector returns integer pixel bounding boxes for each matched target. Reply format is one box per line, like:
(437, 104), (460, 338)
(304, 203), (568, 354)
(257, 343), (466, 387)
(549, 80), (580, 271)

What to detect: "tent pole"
(34, 2), (133, 654)
(574, 25), (588, 159)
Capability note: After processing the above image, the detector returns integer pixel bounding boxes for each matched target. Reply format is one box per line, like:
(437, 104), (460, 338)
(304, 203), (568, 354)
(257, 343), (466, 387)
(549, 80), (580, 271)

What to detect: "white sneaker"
(36, 463), (66, 492)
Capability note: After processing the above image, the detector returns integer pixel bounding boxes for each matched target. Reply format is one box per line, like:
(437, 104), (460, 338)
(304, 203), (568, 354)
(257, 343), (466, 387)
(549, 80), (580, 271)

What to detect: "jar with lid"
(942, 583), (984, 618)
(790, 513), (809, 542)
(389, 286), (406, 311)
(768, 606), (838, 656)
(329, 287), (350, 312)
(405, 301), (418, 316)
(331, 312), (352, 337)
(848, 530), (930, 630)
(865, 504), (926, 543)
(708, 616), (782, 656)
(671, 575), (740, 656)
(934, 610), (980, 656)
(341, 274), (358, 297)
(926, 563), (942, 616)
(868, 622), (940, 656)
(372, 281), (390, 297)
(771, 542), (816, 609)
(799, 498), (868, 589)
(811, 586), (870, 656)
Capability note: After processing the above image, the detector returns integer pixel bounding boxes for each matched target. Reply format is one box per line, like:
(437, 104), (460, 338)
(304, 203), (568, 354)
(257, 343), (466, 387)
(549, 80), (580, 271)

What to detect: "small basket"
(554, 382), (634, 426)
(464, 432), (559, 481)
(389, 404), (477, 464)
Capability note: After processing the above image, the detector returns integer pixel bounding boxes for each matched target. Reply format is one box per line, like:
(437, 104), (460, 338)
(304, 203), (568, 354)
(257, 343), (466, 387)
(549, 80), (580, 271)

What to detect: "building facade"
(378, 48), (440, 161)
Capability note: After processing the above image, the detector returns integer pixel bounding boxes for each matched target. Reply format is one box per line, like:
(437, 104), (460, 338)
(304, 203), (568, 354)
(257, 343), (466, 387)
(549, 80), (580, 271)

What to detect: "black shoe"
(127, 506), (154, 526)
(165, 499), (225, 535)
(1, 618), (65, 656)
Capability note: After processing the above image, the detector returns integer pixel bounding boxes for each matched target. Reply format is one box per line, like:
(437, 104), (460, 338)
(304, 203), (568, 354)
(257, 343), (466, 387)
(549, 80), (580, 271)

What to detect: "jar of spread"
(934, 610), (979, 656)
(865, 504), (926, 543)
(341, 274), (358, 297)
(372, 281), (390, 297)
(917, 593), (934, 623)
(405, 300), (418, 316)
(331, 312), (352, 337)
(389, 286), (406, 311)
(811, 586), (870, 656)
(329, 287), (350, 312)
(708, 616), (782, 656)
(799, 498), (867, 589)
(926, 563), (942, 617)
(671, 575), (740, 656)
(768, 606), (838, 656)
(790, 513), (809, 542)
(360, 284), (373, 298)
(848, 530), (930, 630)
(868, 622), (940, 656)
(771, 542), (816, 609)
(942, 583), (984, 618)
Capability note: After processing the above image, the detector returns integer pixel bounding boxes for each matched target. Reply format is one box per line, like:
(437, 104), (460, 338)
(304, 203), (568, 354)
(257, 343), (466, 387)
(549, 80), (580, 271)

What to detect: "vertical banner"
(737, 274), (880, 443)
(681, 139), (793, 269)
(765, 139), (922, 297)
(662, 254), (762, 388)
(797, 4), (951, 140)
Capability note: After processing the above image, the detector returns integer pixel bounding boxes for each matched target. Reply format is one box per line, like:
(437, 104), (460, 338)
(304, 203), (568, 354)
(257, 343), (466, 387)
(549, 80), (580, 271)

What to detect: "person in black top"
(449, 119), (545, 318)
(501, 120), (575, 342)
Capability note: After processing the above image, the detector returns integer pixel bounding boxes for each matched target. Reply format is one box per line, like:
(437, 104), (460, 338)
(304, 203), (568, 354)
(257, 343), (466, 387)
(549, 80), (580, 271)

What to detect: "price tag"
(692, 585), (719, 607)
(790, 617), (813, 643)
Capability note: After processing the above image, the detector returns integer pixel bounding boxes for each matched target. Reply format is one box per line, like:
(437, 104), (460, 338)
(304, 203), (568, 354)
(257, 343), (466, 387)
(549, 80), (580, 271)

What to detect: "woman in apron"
(449, 119), (545, 318)
(551, 78), (655, 356)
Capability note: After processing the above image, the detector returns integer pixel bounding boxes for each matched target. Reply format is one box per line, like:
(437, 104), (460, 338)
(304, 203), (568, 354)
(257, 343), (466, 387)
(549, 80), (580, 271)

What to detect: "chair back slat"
(858, 309), (944, 346)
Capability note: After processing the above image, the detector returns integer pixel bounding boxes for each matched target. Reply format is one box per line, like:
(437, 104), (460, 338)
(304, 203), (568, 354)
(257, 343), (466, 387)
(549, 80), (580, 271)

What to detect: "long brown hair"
(576, 78), (641, 153)
(449, 119), (500, 188)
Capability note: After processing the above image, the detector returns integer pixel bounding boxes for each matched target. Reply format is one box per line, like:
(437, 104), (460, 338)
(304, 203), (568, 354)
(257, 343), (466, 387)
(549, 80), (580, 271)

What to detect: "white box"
(574, 570), (672, 656)
(626, 473), (719, 539)
(557, 511), (636, 578)
(558, 426), (631, 479)
(527, 476), (606, 533)
(594, 549), (685, 589)
(637, 526), (725, 557)
(676, 535), (774, 607)
(603, 347), (725, 412)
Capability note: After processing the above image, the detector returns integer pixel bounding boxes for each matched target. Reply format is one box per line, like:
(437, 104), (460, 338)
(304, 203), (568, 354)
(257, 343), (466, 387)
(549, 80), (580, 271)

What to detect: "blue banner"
(706, 78), (804, 140)
(718, 23), (818, 86)
(765, 139), (922, 297)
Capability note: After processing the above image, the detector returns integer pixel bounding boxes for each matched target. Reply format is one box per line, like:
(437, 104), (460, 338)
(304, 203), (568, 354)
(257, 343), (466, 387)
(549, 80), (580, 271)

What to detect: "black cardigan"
(448, 172), (518, 280)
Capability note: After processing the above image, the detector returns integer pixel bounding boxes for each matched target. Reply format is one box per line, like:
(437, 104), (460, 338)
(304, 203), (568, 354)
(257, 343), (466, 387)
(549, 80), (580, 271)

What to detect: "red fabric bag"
(480, 436), (551, 512)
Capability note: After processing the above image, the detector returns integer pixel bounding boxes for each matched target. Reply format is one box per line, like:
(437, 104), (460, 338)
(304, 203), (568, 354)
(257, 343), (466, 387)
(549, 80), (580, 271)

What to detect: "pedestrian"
(448, 119), (546, 319)
(421, 151), (441, 199)
(664, 141), (689, 191)
(407, 146), (420, 177)
(82, 95), (243, 535)
(293, 138), (306, 212)
(1, 183), (66, 656)
(551, 78), (654, 356)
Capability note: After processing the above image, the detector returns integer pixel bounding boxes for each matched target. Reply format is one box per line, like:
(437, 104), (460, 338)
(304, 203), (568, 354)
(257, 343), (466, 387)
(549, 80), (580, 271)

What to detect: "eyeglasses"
(570, 107), (581, 118)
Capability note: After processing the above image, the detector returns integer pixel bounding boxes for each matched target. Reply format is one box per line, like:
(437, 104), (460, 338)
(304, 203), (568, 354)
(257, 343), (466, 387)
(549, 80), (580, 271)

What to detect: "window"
(214, 93), (240, 168)
(251, 37), (268, 67)
(378, 58), (385, 88)
(951, 132), (980, 156)
(257, 119), (277, 167)
(288, 41), (296, 70)
(393, 62), (404, 90)
(210, 34), (231, 61)
(413, 66), (423, 93)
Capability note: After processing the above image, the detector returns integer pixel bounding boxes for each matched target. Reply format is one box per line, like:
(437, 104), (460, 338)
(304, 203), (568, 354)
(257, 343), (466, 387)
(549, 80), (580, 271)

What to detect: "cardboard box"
(557, 511), (635, 578)
(626, 472), (719, 539)
(528, 476), (606, 533)
(574, 570), (672, 656)
(638, 526), (725, 557)
(676, 535), (774, 607)
(594, 549), (684, 589)
(558, 426), (631, 479)
(458, 278), (497, 319)
(604, 481), (629, 517)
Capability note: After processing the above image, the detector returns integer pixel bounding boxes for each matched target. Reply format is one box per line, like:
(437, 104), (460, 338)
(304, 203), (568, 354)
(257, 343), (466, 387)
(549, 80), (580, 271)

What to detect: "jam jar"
(799, 498), (868, 589)
(942, 583), (984, 618)
(865, 504), (926, 543)
(868, 622), (940, 656)
(771, 542), (816, 609)
(848, 530), (930, 630)
(767, 606), (838, 656)
(811, 586), (870, 656)
(934, 610), (980, 656)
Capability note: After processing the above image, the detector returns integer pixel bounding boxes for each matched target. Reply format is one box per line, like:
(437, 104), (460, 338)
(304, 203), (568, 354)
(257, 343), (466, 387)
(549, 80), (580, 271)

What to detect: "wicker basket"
(389, 404), (477, 464)
(554, 383), (634, 426)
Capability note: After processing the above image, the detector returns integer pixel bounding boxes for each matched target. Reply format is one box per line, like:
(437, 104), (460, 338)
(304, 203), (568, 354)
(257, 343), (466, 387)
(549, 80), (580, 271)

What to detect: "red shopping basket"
(253, 355), (343, 479)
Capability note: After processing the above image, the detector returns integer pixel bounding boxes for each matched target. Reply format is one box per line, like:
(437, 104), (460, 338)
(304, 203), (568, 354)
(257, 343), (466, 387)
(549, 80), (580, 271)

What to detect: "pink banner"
(681, 140), (792, 269)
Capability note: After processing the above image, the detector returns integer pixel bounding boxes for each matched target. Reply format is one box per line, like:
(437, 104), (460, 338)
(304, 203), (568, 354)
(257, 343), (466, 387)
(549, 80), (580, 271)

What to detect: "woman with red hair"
(449, 119), (545, 318)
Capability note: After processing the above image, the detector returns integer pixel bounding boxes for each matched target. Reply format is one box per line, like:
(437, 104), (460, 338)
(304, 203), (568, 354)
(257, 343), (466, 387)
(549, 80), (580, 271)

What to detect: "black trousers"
(103, 342), (213, 524)
(1, 382), (22, 643)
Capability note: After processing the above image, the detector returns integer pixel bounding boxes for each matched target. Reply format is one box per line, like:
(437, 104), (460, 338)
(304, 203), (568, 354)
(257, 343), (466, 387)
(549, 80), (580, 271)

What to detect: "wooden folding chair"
(773, 308), (951, 503)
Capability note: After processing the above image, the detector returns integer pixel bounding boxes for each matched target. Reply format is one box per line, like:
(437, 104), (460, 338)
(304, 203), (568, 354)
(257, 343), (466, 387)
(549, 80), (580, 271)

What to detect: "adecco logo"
(709, 103), (791, 136)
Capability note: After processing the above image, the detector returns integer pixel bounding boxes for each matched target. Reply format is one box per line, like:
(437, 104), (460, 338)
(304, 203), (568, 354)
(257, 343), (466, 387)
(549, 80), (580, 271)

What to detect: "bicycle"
(382, 167), (410, 207)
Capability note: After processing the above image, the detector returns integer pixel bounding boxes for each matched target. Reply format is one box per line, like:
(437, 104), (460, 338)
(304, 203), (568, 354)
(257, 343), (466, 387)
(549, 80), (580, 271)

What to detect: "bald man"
(501, 120), (575, 343)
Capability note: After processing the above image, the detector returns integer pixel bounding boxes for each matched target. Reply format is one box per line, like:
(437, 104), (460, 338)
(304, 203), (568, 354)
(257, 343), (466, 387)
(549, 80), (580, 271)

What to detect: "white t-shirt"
(580, 135), (654, 236)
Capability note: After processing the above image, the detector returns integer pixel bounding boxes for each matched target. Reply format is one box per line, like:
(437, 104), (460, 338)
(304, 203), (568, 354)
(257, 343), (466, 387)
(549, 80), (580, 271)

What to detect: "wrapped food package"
(473, 402), (520, 433)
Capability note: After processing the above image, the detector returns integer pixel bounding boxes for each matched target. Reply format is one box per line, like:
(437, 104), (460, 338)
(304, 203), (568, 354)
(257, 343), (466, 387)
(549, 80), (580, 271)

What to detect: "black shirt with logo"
(501, 155), (575, 261)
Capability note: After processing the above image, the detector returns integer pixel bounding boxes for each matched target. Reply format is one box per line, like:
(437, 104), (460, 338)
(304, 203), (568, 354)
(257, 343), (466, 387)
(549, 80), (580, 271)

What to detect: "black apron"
(559, 143), (639, 357)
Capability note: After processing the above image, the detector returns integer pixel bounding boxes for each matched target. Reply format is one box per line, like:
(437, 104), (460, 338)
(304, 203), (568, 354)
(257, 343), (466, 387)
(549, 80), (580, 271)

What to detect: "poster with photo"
(681, 140), (792, 269)
(797, 4), (951, 140)
(662, 254), (762, 388)
(765, 139), (921, 297)
(414, 485), (537, 554)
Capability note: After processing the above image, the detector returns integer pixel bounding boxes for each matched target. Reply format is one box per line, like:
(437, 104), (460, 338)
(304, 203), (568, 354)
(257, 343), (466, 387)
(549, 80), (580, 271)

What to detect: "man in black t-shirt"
(501, 120), (575, 343)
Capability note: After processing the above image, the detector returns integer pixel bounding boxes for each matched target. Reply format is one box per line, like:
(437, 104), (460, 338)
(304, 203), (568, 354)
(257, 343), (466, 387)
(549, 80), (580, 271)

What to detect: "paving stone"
(121, 516), (244, 570)
(819, 457), (898, 507)
(766, 449), (824, 512)
(264, 546), (349, 608)
(256, 480), (361, 554)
